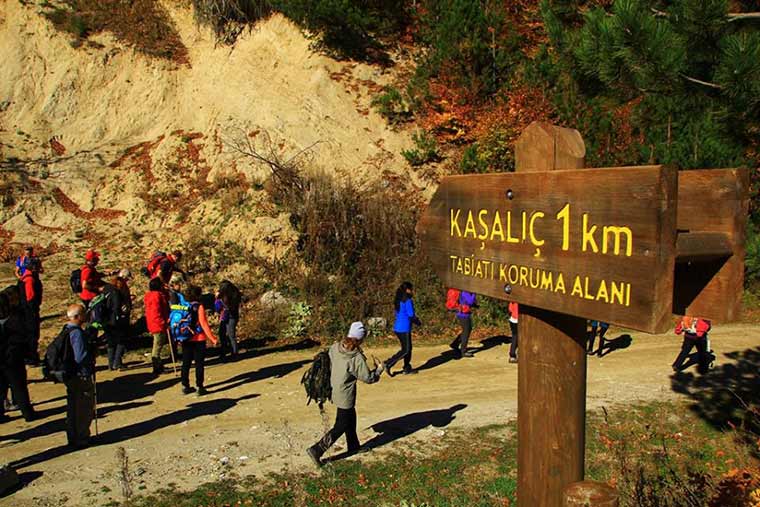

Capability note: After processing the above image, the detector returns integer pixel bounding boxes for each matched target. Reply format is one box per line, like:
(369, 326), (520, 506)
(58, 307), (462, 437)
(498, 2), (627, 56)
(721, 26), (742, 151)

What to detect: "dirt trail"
(1, 323), (759, 506)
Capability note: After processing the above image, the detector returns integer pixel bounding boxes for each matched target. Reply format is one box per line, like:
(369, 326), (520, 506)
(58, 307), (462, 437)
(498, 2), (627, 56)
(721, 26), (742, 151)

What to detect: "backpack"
(301, 349), (332, 410)
(145, 251), (168, 278)
(70, 268), (83, 294)
(88, 292), (112, 330)
(169, 295), (201, 342)
(445, 288), (461, 311)
(43, 325), (75, 383)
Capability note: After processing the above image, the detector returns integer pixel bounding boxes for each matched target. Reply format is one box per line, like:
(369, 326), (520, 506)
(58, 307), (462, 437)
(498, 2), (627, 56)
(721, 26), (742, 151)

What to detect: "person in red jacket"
(18, 255), (43, 364)
(80, 250), (111, 308)
(672, 316), (712, 374)
(180, 285), (218, 396)
(144, 277), (169, 375)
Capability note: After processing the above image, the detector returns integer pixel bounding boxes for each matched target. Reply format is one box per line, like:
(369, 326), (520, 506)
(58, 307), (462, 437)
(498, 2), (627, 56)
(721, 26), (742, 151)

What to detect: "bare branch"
(680, 73), (724, 90)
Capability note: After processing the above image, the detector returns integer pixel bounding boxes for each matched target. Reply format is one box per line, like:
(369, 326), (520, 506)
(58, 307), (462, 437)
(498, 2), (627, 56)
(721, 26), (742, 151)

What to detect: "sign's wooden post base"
(519, 306), (587, 507)
(564, 481), (619, 507)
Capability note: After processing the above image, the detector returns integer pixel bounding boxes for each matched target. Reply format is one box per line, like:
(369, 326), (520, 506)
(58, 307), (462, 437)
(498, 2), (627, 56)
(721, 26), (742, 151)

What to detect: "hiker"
(178, 285), (218, 396)
(384, 281), (421, 376)
(106, 275), (131, 371)
(168, 272), (185, 305)
(145, 250), (185, 283)
(587, 320), (609, 356)
(215, 280), (241, 363)
(448, 290), (477, 358)
(0, 286), (36, 423)
(672, 316), (712, 374)
(306, 322), (384, 467)
(63, 304), (95, 448)
(507, 302), (518, 364)
(145, 277), (169, 375)
(14, 245), (43, 280)
(80, 250), (113, 309)
(17, 249), (43, 365)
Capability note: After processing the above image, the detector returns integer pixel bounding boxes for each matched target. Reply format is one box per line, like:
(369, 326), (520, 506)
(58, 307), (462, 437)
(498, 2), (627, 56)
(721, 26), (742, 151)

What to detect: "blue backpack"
(169, 293), (201, 342)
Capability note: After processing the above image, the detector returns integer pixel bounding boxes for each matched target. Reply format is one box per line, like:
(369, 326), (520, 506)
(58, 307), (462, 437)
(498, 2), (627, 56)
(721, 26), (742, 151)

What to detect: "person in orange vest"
(672, 316), (712, 374)
(507, 302), (518, 364)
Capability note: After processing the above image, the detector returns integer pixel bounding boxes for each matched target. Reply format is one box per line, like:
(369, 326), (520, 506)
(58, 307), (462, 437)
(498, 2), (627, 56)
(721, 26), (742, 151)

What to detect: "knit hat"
(85, 249), (100, 262)
(118, 268), (132, 280)
(347, 321), (366, 340)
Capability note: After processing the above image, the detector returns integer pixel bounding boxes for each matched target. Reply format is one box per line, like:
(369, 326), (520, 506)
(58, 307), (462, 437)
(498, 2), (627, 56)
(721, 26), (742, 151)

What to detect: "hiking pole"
(92, 373), (99, 437)
(166, 330), (178, 377)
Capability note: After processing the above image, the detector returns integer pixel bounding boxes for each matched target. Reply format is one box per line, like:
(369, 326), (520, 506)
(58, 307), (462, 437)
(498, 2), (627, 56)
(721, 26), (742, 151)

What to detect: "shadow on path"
(10, 393), (259, 469)
(0, 401), (153, 443)
(325, 404), (467, 463)
(598, 334), (633, 357)
(416, 335), (504, 373)
(97, 372), (181, 404)
(671, 347), (760, 454)
(205, 359), (310, 394)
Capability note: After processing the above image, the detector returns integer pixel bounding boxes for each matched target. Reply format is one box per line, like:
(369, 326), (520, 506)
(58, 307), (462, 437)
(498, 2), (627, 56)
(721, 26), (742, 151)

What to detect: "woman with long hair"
(384, 281), (421, 377)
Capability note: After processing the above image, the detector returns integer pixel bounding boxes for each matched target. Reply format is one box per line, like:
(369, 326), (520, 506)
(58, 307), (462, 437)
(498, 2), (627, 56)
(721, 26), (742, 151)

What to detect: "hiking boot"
(402, 367), (418, 375)
(385, 362), (395, 378)
(182, 386), (196, 395)
(151, 357), (163, 376)
(462, 350), (475, 358)
(4, 400), (18, 412)
(508, 356), (518, 364)
(196, 387), (208, 397)
(306, 446), (323, 468)
(449, 339), (460, 351)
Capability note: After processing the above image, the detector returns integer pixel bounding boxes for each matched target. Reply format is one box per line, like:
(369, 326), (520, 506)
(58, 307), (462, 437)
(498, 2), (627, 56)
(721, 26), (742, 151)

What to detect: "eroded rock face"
(0, 2), (422, 267)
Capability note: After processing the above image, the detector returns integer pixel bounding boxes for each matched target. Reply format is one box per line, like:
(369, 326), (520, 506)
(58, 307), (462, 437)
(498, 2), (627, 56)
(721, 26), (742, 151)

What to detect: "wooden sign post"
(416, 121), (748, 507)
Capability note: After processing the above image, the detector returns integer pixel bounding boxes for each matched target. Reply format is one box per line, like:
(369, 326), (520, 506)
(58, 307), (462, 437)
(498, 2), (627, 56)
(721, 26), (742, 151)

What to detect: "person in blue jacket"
(384, 281), (421, 377)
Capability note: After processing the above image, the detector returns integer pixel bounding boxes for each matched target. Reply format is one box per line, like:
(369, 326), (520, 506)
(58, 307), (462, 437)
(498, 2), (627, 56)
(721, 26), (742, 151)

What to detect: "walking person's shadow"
(324, 403), (467, 463)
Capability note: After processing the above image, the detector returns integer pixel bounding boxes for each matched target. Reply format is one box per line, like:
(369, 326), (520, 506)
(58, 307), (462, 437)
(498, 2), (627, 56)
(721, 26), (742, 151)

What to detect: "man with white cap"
(306, 321), (384, 467)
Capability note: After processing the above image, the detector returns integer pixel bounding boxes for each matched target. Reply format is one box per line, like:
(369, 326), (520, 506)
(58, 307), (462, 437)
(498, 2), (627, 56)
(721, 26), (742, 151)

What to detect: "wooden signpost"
(416, 122), (749, 507)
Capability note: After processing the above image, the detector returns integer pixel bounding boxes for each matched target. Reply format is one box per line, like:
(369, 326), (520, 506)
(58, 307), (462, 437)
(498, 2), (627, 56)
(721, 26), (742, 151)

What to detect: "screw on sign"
(416, 121), (749, 507)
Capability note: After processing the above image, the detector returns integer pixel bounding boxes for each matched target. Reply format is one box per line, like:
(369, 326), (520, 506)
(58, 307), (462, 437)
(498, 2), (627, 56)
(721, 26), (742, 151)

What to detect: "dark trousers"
(509, 321), (519, 358)
(106, 329), (127, 369)
(587, 321), (609, 354)
(23, 303), (41, 362)
(65, 375), (94, 447)
(218, 319), (238, 360)
(0, 361), (34, 420)
(386, 332), (413, 370)
(312, 407), (360, 457)
(181, 340), (206, 388)
(672, 336), (709, 373)
(450, 316), (472, 352)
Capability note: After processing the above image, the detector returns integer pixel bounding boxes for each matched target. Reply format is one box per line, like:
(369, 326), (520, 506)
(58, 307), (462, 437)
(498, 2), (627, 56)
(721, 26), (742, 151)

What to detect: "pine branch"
(651, 8), (760, 22)
(727, 12), (760, 22)
(680, 73), (723, 90)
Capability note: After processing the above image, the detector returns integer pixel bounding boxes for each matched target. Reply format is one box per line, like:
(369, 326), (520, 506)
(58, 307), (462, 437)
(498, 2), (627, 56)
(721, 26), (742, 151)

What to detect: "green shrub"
(402, 130), (441, 166)
(284, 301), (312, 338)
(371, 86), (413, 124)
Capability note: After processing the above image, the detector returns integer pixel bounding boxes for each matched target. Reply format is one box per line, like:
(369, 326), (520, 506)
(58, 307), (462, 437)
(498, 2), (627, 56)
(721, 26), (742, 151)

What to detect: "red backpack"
(144, 251), (167, 278)
(445, 288), (461, 311)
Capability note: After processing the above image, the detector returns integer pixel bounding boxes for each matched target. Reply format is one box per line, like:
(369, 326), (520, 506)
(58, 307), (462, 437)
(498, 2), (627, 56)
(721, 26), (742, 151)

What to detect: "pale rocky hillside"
(0, 0), (428, 285)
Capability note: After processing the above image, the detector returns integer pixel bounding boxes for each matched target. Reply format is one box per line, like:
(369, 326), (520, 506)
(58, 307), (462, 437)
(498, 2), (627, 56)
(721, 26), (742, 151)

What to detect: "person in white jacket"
(306, 322), (384, 467)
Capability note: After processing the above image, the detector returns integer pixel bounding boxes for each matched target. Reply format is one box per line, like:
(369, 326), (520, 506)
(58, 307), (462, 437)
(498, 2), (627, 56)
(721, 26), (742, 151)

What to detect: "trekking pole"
(92, 373), (99, 436)
(166, 330), (178, 377)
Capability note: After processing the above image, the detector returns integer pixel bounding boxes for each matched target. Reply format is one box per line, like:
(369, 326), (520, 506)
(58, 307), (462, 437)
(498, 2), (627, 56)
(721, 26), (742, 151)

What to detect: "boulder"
(259, 290), (292, 309)
(367, 317), (387, 331)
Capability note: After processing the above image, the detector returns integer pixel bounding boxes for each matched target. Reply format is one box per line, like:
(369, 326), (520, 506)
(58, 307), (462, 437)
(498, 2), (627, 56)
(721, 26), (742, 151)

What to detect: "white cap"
(347, 321), (366, 340)
(118, 268), (132, 279)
